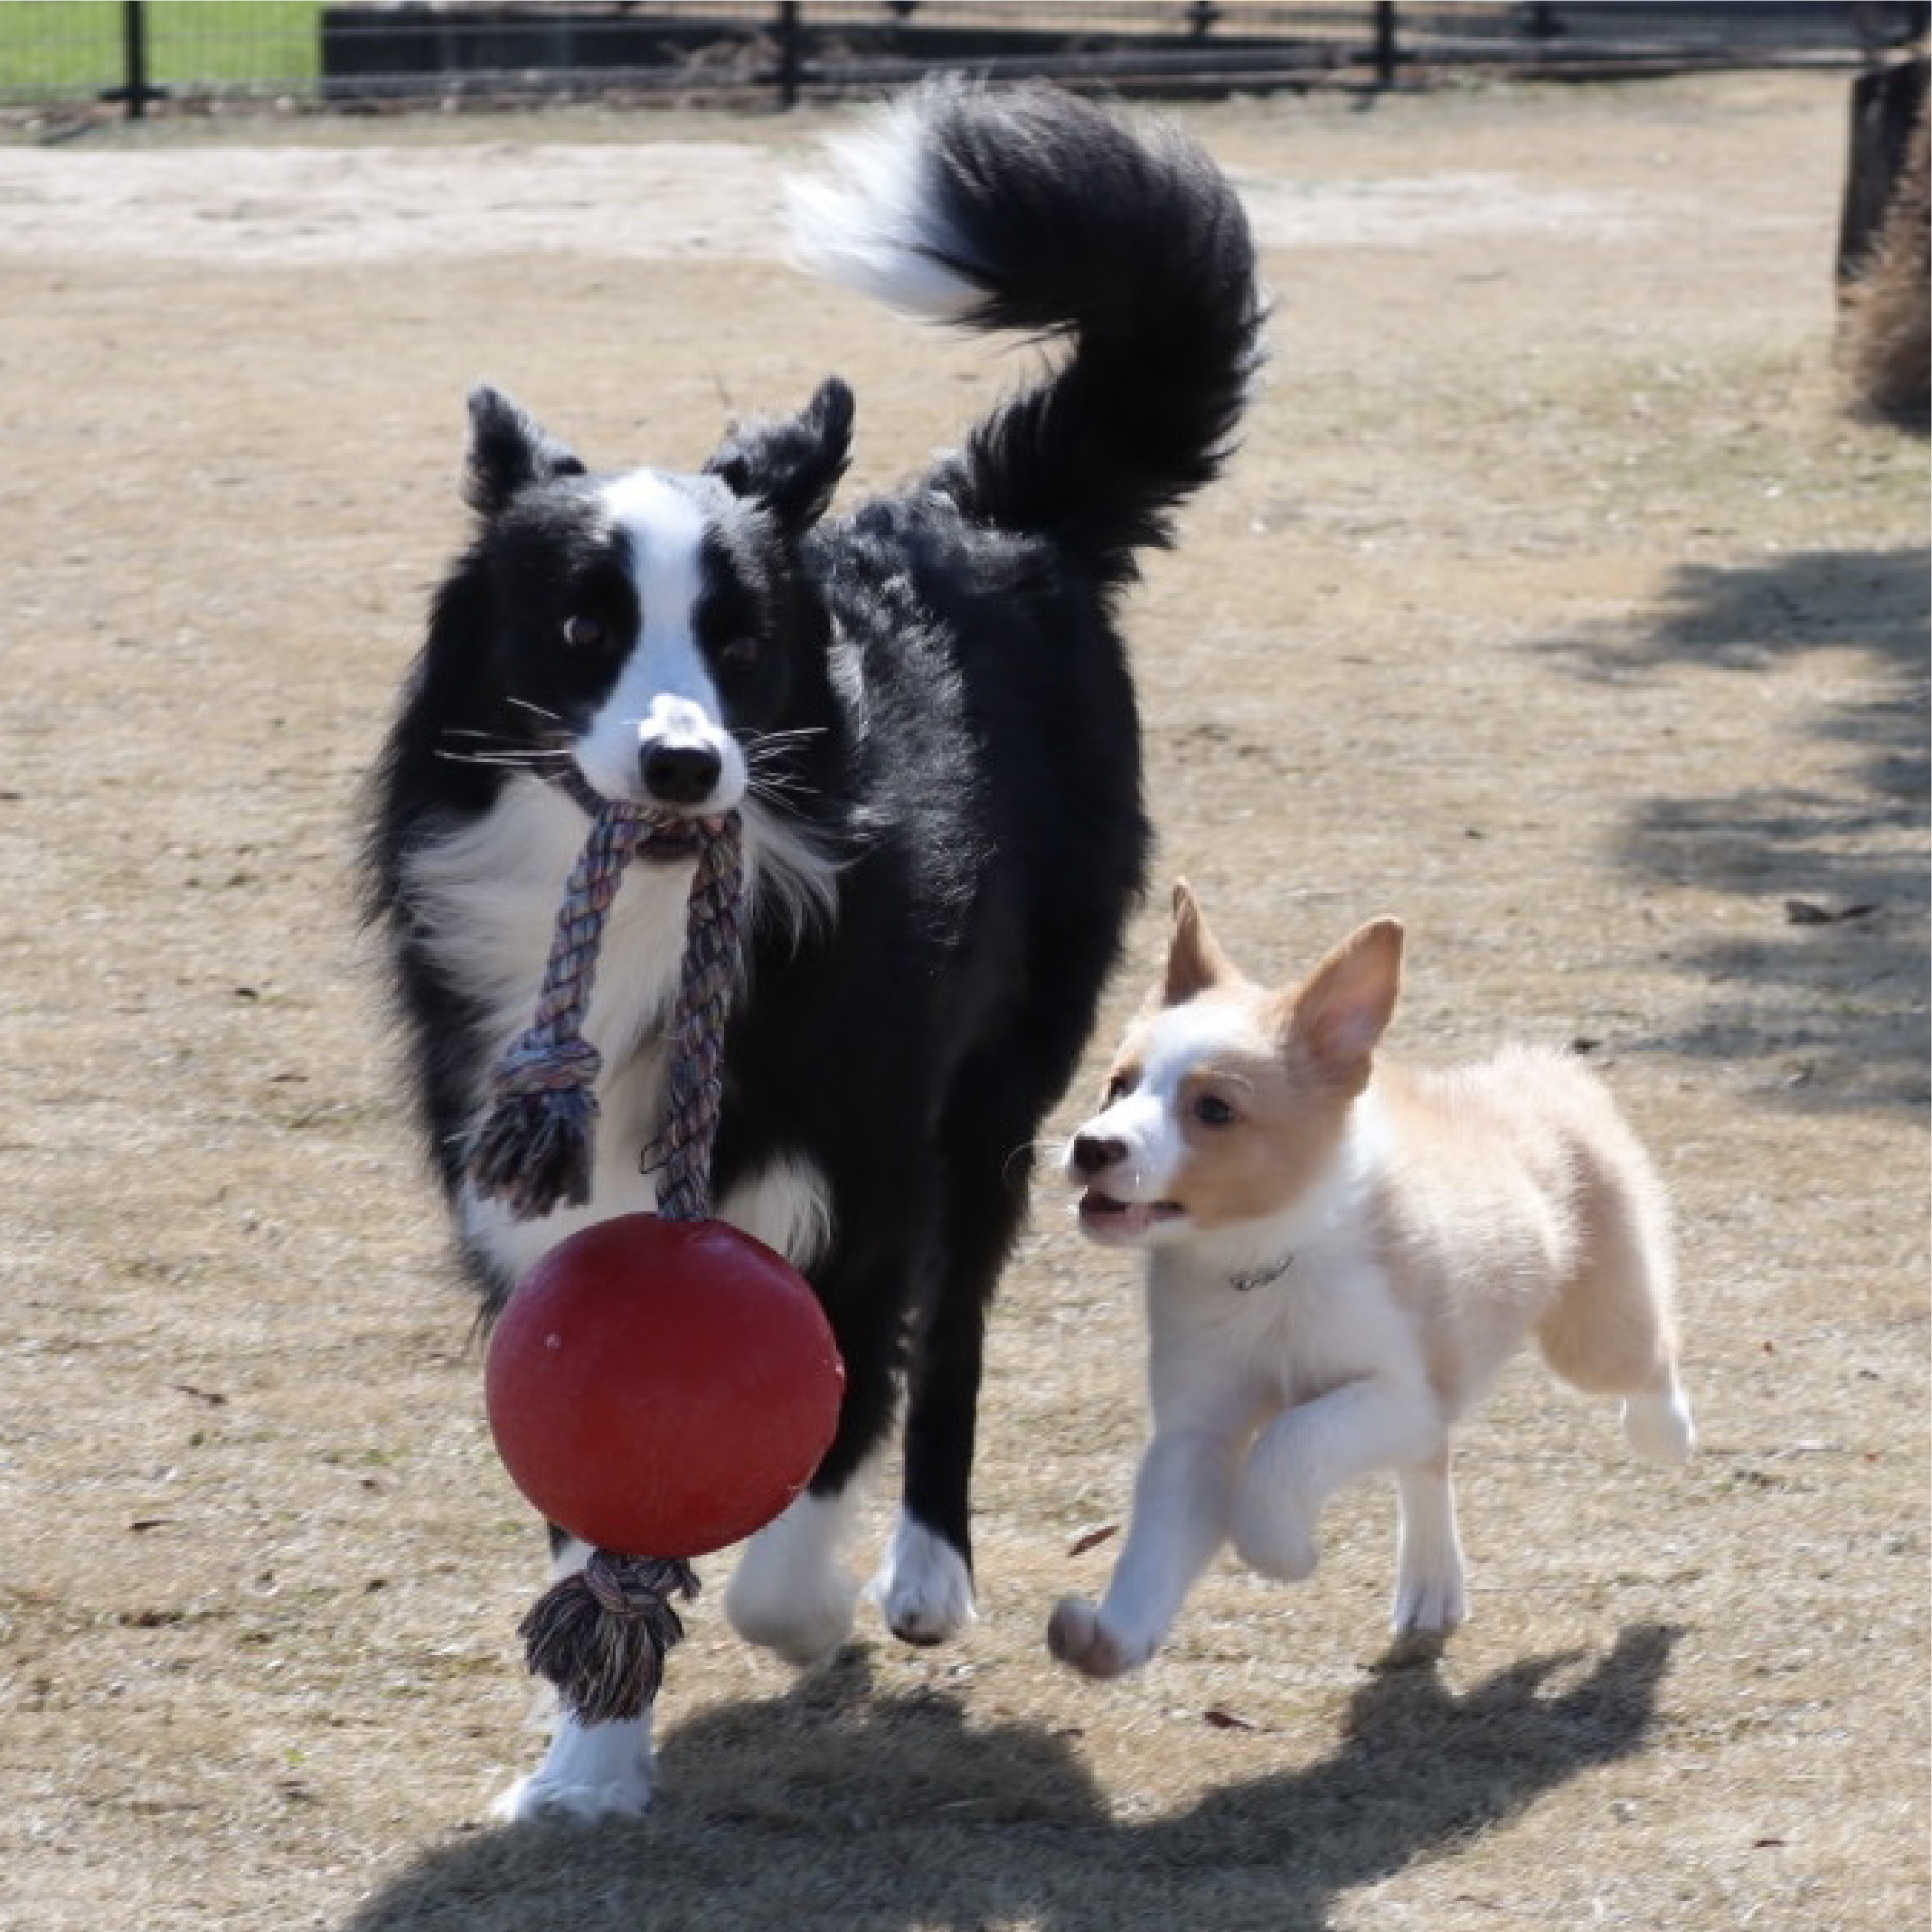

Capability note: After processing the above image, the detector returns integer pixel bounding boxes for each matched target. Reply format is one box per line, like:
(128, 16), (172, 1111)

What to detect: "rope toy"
(468, 804), (743, 1224)
(467, 800), (745, 1727)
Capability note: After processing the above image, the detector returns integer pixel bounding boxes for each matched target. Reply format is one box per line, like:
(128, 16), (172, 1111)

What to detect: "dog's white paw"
(1231, 1485), (1319, 1582)
(1392, 1564), (1468, 1638)
(871, 1514), (977, 1647)
(726, 1553), (859, 1667)
(490, 1767), (653, 1826)
(1623, 1384), (1696, 1466)
(726, 1491), (862, 1667)
(490, 1716), (653, 1825)
(1046, 1595), (1151, 1678)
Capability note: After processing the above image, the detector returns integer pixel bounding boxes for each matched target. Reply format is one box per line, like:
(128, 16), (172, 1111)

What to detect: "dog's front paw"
(1392, 1564), (1467, 1639)
(726, 1555), (858, 1667)
(489, 1716), (654, 1826)
(1231, 1489), (1319, 1582)
(490, 1766), (652, 1826)
(872, 1514), (976, 1648)
(1046, 1595), (1152, 1678)
(1622, 1385), (1696, 1466)
(726, 1492), (862, 1667)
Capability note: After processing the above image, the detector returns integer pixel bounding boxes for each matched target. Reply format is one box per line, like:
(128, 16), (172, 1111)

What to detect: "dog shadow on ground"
(341, 1621), (1681, 1931)
(1542, 544), (1930, 1111)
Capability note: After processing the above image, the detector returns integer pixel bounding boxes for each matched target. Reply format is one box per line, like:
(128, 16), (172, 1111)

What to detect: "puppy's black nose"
(641, 739), (723, 807)
(1070, 1133), (1126, 1177)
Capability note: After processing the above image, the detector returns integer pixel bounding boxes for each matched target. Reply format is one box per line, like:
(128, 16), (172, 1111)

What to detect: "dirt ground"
(1, 69), (1925, 1932)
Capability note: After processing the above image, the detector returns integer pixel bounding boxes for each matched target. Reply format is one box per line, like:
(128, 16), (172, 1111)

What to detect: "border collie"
(1049, 884), (1694, 1679)
(363, 81), (1263, 1819)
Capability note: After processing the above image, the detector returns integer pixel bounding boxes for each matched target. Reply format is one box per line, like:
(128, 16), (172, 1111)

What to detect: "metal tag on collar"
(1230, 1251), (1294, 1294)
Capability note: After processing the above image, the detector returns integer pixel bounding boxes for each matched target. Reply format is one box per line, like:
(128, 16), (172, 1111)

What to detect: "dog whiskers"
(505, 696), (565, 725)
(1000, 1139), (1061, 1187)
(433, 746), (572, 773)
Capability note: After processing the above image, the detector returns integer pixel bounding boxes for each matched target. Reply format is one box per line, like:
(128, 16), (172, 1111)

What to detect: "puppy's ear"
(465, 386), (585, 517)
(704, 377), (854, 535)
(1285, 918), (1404, 1091)
(1162, 879), (1242, 1006)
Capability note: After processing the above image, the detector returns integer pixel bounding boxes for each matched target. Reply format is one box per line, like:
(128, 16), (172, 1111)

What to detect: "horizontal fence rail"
(0, 1), (1912, 121)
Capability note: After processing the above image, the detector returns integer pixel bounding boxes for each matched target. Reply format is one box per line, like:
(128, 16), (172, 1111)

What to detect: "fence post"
(111, 0), (152, 120)
(1373, 2), (1398, 88)
(776, 1), (801, 109)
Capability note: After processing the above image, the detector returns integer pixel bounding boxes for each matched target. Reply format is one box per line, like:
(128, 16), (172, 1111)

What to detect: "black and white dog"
(364, 79), (1261, 1821)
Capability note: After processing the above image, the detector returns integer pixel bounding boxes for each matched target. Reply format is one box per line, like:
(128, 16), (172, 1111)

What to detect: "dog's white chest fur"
(401, 777), (829, 1281)
(1142, 1113), (1425, 1429)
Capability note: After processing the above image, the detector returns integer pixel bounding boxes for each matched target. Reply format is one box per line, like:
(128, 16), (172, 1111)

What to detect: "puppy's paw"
(1392, 1564), (1467, 1639)
(1046, 1596), (1151, 1679)
(1231, 1490), (1318, 1582)
(1623, 1385), (1696, 1466)
(871, 1514), (977, 1647)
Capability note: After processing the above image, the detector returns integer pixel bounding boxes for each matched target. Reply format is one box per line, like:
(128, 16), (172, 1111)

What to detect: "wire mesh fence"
(0, 1), (1905, 122)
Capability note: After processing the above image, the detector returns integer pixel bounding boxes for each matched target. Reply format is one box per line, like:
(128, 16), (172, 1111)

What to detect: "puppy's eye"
(561, 614), (607, 651)
(715, 637), (759, 673)
(1104, 1070), (1135, 1103)
(1191, 1093), (1237, 1128)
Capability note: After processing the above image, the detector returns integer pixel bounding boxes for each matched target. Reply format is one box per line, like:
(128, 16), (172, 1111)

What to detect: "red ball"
(484, 1213), (844, 1558)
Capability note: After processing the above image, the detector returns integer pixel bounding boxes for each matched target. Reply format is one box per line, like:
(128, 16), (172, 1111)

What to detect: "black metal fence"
(1, 1), (1913, 123)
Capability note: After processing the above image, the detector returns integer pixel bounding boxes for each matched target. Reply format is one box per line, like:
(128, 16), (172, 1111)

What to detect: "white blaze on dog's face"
(1065, 883), (1404, 1248)
(574, 467), (749, 814)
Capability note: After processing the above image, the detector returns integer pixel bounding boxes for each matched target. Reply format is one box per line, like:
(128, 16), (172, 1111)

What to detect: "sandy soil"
(0, 70), (1924, 1932)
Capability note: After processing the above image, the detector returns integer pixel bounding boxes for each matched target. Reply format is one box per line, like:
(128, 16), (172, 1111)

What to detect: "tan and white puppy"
(1048, 884), (1694, 1679)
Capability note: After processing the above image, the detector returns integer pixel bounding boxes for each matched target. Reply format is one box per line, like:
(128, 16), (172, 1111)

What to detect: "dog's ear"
(1285, 918), (1404, 1090)
(464, 385), (585, 518)
(1162, 879), (1242, 1006)
(704, 377), (854, 535)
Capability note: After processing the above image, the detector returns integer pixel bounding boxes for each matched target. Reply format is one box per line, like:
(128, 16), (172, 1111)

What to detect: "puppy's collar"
(1228, 1250), (1295, 1294)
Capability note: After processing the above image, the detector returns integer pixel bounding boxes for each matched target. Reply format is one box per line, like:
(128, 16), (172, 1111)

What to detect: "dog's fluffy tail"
(788, 79), (1263, 582)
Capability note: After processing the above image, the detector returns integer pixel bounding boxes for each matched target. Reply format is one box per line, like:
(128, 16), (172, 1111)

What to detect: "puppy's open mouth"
(1077, 1192), (1184, 1241)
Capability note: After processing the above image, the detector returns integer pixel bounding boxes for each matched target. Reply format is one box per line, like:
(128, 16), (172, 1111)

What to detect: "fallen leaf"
(1784, 899), (1878, 925)
(1204, 1707), (1261, 1731)
(1067, 1523), (1119, 1557)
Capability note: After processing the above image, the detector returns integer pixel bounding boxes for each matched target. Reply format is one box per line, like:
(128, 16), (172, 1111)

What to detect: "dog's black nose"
(1070, 1133), (1127, 1177)
(641, 739), (723, 807)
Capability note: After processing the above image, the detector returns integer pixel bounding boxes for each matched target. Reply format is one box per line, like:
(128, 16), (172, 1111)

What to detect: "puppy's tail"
(788, 79), (1263, 583)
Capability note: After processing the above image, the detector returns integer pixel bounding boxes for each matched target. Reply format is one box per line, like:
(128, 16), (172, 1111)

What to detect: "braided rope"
(647, 816), (744, 1223)
(467, 804), (743, 1223)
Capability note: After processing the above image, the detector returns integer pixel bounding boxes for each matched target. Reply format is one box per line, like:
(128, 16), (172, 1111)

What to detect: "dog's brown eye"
(1192, 1093), (1237, 1128)
(561, 614), (606, 651)
(1105, 1070), (1134, 1103)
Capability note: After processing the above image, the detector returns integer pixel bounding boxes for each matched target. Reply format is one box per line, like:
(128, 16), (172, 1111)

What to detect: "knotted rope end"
(518, 1551), (702, 1726)
(467, 1037), (603, 1222)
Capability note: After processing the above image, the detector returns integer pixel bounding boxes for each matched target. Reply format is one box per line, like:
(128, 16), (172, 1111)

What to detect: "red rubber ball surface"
(484, 1213), (844, 1558)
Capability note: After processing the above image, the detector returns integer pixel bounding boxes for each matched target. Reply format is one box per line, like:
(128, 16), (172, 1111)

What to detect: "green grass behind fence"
(0, 2), (322, 99)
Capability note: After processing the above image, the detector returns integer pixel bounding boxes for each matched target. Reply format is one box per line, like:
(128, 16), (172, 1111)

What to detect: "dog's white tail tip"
(783, 104), (979, 325)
